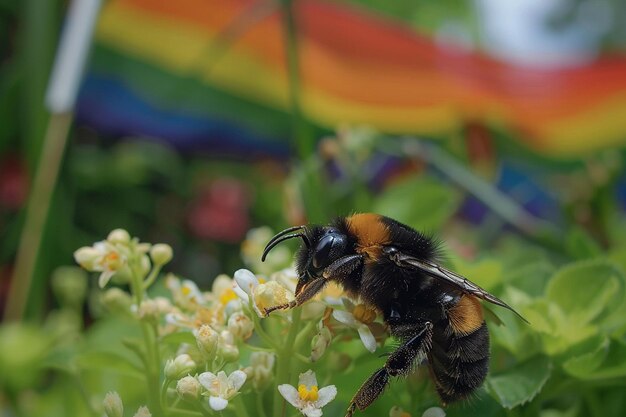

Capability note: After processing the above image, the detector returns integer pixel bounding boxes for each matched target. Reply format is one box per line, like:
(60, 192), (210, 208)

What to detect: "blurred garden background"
(1, 0), (626, 416)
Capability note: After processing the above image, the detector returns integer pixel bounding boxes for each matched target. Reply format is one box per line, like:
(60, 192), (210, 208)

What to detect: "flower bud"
(133, 406), (151, 417)
(194, 325), (219, 361)
(74, 246), (99, 270)
(218, 331), (239, 363)
(101, 288), (133, 313)
(233, 269), (257, 303)
(310, 325), (332, 362)
(245, 351), (275, 391)
(134, 299), (160, 322)
(176, 375), (201, 400)
(139, 254), (152, 277)
(51, 266), (88, 308)
(227, 312), (254, 341)
(422, 407), (446, 417)
(103, 391), (123, 417)
(150, 243), (173, 265)
(218, 343), (239, 363)
(165, 354), (196, 380)
(107, 229), (131, 245)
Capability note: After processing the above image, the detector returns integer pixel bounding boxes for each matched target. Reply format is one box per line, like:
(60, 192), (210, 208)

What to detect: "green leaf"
(160, 331), (196, 346)
(546, 259), (624, 324)
(505, 260), (555, 297)
(489, 288), (540, 360)
(562, 336), (609, 378)
(453, 257), (503, 291)
(486, 355), (552, 409)
(372, 176), (461, 231)
(569, 341), (626, 380)
(564, 227), (602, 260)
(75, 351), (144, 380)
(523, 297), (598, 355)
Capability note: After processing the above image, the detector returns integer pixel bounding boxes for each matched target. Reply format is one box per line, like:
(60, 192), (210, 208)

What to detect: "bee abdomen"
(428, 321), (490, 404)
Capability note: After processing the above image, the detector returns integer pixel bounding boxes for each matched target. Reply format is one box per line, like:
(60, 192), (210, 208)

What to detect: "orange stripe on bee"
(448, 295), (484, 335)
(347, 213), (391, 262)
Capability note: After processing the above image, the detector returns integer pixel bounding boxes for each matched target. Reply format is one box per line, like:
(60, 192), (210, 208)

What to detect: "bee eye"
(312, 235), (335, 269)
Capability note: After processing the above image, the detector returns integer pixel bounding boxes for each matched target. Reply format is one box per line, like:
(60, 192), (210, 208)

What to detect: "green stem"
(273, 308), (302, 417)
(129, 258), (162, 416)
(140, 322), (161, 415)
(256, 393), (268, 417)
(194, 403), (213, 417)
(233, 396), (251, 417)
(293, 319), (317, 351)
(143, 264), (164, 290)
(279, 0), (313, 159)
(293, 352), (310, 364)
(4, 112), (72, 321)
(251, 313), (280, 350)
(167, 409), (203, 417)
(161, 379), (171, 415)
(71, 371), (99, 417)
(243, 344), (275, 353)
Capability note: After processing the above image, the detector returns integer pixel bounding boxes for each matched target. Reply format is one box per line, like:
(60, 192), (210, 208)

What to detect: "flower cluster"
(76, 228), (406, 417)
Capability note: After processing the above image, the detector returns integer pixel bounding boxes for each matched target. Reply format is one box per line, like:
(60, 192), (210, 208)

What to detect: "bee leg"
(346, 321), (434, 417)
(322, 254), (363, 279)
(264, 277), (328, 315)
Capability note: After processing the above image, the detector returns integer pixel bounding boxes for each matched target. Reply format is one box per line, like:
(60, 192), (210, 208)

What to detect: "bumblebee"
(262, 213), (525, 416)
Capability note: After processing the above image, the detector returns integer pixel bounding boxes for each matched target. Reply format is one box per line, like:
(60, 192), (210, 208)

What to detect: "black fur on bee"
(262, 213), (525, 416)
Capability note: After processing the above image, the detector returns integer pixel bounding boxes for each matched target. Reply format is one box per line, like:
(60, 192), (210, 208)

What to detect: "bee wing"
(398, 255), (528, 323)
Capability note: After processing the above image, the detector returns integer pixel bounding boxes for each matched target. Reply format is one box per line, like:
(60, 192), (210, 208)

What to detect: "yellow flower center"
(254, 281), (291, 311)
(298, 384), (319, 402)
(353, 304), (377, 324)
(101, 252), (121, 270)
(181, 286), (191, 296)
(219, 289), (237, 305)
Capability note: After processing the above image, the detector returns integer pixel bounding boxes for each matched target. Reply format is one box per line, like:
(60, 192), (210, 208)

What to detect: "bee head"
(262, 225), (347, 296)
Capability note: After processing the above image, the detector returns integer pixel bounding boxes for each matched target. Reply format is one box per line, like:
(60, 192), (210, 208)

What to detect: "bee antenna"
(261, 225), (310, 262)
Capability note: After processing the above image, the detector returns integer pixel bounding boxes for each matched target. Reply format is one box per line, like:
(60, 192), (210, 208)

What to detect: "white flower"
(254, 281), (293, 315)
(233, 269), (293, 317)
(73, 229), (151, 288)
(198, 370), (247, 411)
(332, 299), (383, 353)
(278, 370), (337, 417)
(166, 275), (204, 309)
(74, 241), (127, 288)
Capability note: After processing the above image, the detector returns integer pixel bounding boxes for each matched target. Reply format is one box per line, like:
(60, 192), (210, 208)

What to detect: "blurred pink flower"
(0, 156), (28, 210)
(187, 178), (250, 243)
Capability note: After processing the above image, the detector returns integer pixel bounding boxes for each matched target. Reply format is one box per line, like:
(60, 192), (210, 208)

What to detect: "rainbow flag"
(78, 0), (626, 158)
